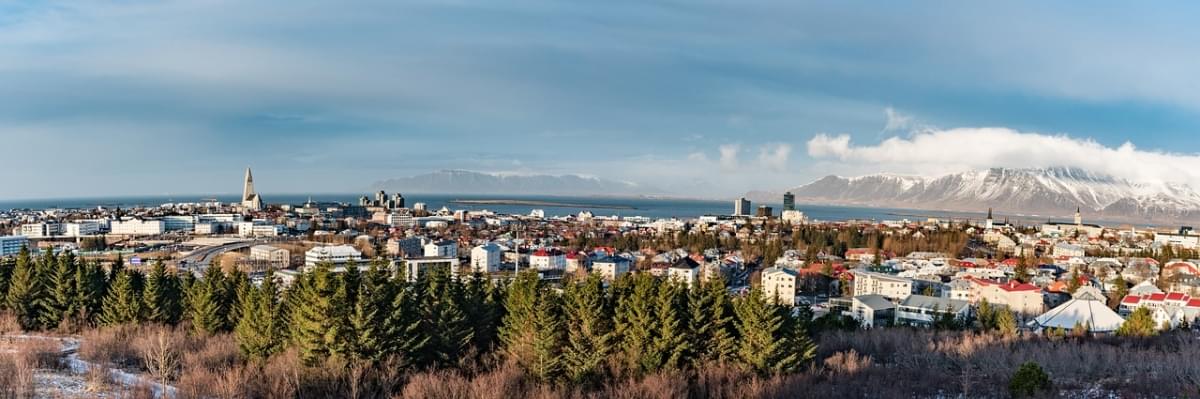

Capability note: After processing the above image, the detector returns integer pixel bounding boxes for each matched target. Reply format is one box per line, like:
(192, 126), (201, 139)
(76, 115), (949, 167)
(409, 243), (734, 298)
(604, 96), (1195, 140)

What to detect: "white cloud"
(806, 128), (1200, 188)
(758, 144), (792, 172)
(718, 144), (741, 170)
(883, 106), (914, 131)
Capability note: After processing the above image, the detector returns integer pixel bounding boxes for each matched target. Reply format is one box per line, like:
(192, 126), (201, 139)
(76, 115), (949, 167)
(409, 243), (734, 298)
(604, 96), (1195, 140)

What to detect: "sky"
(4, 1), (1200, 199)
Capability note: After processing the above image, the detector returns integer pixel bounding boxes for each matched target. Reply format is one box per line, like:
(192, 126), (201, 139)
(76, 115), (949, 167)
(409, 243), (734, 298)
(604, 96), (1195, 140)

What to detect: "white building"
(529, 249), (567, 271)
(592, 255), (631, 281)
(110, 219), (165, 236)
(304, 245), (363, 269)
(734, 197), (751, 216)
(781, 210), (806, 224)
(1155, 232), (1200, 249)
(850, 270), (913, 302)
(850, 295), (896, 328)
(63, 221), (102, 237)
(895, 295), (970, 327)
(761, 266), (798, 306)
(470, 243), (502, 274)
(0, 236), (29, 257)
(237, 222), (284, 237)
(249, 245), (290, 268)
(424, 240), (458, 258)
(667, 259), (701, 289)
(20, 222), (62, 238)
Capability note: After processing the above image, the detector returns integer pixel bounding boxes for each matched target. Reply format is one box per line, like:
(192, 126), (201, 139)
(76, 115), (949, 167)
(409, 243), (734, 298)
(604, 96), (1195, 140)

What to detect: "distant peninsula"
(450, 199), (636, 210)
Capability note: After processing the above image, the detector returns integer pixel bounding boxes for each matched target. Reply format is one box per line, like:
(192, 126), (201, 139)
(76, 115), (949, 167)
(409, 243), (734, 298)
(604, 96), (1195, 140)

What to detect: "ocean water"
(0, 193), (993, 223)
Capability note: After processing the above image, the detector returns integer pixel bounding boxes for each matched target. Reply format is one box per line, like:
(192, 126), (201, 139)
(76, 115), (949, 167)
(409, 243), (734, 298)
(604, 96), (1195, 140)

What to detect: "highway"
(173, 239), (258, 275)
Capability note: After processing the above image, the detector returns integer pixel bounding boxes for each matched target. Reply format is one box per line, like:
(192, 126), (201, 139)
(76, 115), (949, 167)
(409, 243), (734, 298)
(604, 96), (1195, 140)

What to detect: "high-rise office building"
(783, 191), (795, 211)
(734, 197), (751, 216)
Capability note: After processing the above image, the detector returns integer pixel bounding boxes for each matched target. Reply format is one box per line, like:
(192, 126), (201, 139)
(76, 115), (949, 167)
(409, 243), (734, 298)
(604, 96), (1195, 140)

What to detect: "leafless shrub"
(0, 353), (35, 399)
(823, 349), (872, 376)
(79, 325), (140, 369)
(13, 338), (64, 370)
(0, 312), (20, 335)
(85, 365), (114, 393)
(135, 325), (185, 387)
(181, 333), (241, 372)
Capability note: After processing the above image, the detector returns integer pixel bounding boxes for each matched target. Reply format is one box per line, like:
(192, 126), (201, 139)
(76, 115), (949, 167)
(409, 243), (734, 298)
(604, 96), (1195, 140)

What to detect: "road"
(173, 239), (257, 275)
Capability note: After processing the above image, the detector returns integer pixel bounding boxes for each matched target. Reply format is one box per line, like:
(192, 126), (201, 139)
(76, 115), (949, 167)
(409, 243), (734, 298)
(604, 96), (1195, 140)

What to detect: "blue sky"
(4, 1), (1200, 199)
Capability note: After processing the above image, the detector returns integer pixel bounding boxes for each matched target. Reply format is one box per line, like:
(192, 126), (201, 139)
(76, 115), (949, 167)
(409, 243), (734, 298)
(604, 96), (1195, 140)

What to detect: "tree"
(1117, 307), (1157, 337)
(561, 274), (615, 384)
(614, 273), (662, 374)
(689, 277), (738, 365)
(42, 252), (79, 329)
(498, 270), (560, 381)
(99, 271), (143, 326)
(416, 268), (473, 368)
(976, 298), (996, 331)
(235, 271), (285, 359)
(290, 261), (343, 364)
(995, 309), (1018, 336)
(225, 269), (251, 328)
(650, 279), (689, 371)
(142, 261), (182, 324)
(1066, 270), (1082, 294)
(6, 246), (43, 330)
(1009, 361), (1051, 398)
(188, 267), (227, 335)
(346, 262), (394, 362)
(733, 289), (810, 375)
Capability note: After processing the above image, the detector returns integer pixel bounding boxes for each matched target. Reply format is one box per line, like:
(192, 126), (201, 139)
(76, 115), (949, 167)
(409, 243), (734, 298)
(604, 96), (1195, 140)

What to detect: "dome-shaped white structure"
(1029, 286), (1125, 333)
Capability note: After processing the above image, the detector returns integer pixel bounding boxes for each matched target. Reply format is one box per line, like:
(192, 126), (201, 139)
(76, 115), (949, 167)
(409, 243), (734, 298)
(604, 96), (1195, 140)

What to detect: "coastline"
(450, 199), (637, 210)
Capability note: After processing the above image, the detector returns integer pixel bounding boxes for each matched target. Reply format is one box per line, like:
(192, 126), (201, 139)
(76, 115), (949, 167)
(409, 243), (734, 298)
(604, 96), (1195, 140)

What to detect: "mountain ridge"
(748, 167), (1200, 224)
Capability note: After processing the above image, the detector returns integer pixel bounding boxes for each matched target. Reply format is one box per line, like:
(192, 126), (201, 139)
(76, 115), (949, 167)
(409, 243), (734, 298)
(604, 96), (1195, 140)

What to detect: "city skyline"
(6, 2), (1200, 199)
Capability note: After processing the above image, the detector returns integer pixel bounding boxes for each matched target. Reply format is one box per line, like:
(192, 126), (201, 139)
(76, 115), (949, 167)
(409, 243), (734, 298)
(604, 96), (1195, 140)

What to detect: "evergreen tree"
(976, 298), (996, 331)
(650, 279), (689, 371)
(421, 268), (473, 368)
(6, 246), (43, 330)
(188, 267), (226, 335)
(0, 258), (13, 307)
(996, 309), (1018, 336)
(41, 252), (79, 329)
(499, 270), (553, 375)
(290, 261), (343, 364)
(235, 271), (285, 359)
(347, 262), (393, 362)
(384, 273), (427, 363)
(142, 261), (182, 324)
(733, 289), (810, 375)
(108, 255), (125, 283)
(98, 271), (143, 326)
(688, 277), (738, 365)
(462, 272), (501, 354)
(561, 274), (615, 384)
(528, 288), (563, 382)
(1117, 307), (1157, 337)
(76, 261), (107, 323)
(329, 265), (359, 358)
(226, 268), (251, 328)
(614, 273), (661, 374)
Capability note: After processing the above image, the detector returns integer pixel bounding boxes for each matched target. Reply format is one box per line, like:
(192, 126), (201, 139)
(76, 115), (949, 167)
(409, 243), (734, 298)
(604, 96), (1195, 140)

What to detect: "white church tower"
(241, 167), (263, 211)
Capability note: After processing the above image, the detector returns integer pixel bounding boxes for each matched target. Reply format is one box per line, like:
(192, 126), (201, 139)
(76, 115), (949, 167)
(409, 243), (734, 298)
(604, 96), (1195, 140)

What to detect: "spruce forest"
(0, 245), (817, 397)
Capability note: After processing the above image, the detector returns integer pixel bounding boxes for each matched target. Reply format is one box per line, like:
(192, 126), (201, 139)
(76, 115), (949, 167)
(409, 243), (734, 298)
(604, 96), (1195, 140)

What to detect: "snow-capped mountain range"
(748, 167), (1200, 224)
(371, 169), (653, 196)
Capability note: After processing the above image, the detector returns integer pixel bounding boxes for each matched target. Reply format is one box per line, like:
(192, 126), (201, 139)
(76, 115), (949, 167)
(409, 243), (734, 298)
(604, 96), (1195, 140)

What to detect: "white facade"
(304, 245), (363, 268)
(63, 221), (102, 237)
(470, 243), (502, 274)
(20, 222), (62, 238)
(762, 266), (798, 306)
(1155, 232), (1200, 249)
(851, 270), (913, 302)
(250, 245), (290, 268)
(667, 264), (700, 289)
(424, 240), (458, 258)
(529, 250), (567, 271)
(162, 215), (197, 232)
(110, 219), (165, 236)
(0, 236), (28, 257)
(592, 256), (631, 281)
(238, 222), (284, 237)
(781, 210), (806, 224)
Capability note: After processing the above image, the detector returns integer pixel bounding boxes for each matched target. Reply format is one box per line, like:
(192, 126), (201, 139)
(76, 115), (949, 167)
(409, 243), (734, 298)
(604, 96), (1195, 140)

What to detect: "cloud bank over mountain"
(807, 128), (1200, 190)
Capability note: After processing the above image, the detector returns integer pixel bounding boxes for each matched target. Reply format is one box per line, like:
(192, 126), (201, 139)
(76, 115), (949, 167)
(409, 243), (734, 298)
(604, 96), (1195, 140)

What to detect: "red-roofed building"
(959, 276), (1045, 315)
(1119, 291), (1200, 319)
(1164, 261), (1200, 277)
(845, 248), (876, 263)
(529, 248), (566, 271)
